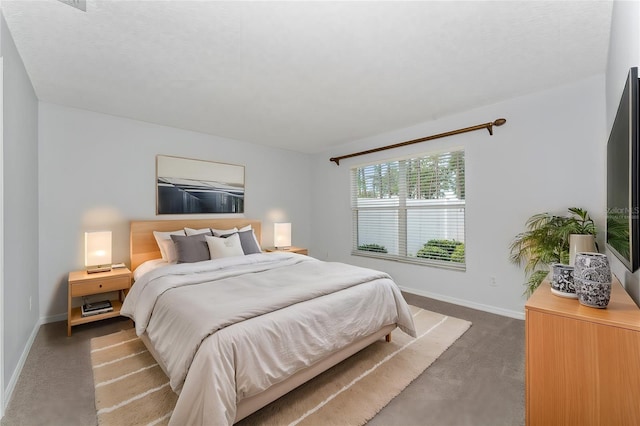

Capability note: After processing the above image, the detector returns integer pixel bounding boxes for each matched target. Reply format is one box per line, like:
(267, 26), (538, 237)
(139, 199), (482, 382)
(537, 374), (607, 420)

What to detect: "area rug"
(91, 306), (471, 426)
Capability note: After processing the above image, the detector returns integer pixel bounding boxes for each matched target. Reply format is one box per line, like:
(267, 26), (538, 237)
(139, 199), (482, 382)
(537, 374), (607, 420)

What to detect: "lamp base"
(87, 265), (112, 274)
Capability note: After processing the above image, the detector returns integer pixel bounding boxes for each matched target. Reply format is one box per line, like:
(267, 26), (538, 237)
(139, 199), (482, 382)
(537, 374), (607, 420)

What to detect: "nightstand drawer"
(71, 275), (130, 297)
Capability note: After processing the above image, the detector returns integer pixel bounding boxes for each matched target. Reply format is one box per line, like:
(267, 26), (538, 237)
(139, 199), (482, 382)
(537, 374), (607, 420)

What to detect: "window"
(351, 149), (465, 269)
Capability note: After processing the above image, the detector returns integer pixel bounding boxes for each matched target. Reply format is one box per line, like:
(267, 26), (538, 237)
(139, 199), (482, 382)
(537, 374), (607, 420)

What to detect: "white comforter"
(122, 253), (416, 425)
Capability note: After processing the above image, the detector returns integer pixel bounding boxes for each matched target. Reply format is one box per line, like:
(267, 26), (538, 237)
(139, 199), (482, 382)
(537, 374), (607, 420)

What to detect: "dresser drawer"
(71, 275), (130, 297)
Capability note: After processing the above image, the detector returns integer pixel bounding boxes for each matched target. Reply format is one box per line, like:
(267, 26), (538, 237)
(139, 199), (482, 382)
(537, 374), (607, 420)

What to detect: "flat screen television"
(607, 67), (640, 272)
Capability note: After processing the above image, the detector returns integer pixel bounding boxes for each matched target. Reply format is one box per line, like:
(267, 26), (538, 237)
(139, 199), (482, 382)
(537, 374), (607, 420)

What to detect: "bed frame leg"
(385, 333), (391, 343)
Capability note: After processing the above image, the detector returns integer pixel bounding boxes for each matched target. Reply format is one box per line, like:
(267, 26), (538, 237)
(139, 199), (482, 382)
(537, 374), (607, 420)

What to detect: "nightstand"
(67, 267), (132, 336)
(264, 246), (308, 255)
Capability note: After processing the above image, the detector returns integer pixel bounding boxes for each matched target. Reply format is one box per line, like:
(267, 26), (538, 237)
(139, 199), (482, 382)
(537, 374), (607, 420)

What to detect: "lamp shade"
(85, 231), (112, 267)
(274, 223), (291, 248)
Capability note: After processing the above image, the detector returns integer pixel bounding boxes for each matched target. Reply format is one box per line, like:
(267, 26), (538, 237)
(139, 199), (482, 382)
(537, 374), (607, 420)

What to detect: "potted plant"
(566, 207), (598, 265)
(509, 207), (597, 296)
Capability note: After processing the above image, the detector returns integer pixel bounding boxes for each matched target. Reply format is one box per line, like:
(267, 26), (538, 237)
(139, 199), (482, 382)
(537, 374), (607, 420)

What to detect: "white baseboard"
(400, 286), (525, 320)
(4, 320), (41, 412)
(41, 312), (67, 324)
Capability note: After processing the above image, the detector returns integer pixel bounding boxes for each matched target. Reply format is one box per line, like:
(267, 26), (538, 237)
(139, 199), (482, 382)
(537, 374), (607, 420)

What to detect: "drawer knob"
(99, 284), (102, 288)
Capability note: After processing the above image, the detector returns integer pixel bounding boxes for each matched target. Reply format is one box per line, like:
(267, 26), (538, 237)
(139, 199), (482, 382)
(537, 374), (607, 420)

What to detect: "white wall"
(0, 7), (4, 418)
(311, 75), (606, 318)
(2, 12), (39, 408)
(38, 103), (312, 321)
(605, 0), (640, 129)
(605, 0), (640, 305)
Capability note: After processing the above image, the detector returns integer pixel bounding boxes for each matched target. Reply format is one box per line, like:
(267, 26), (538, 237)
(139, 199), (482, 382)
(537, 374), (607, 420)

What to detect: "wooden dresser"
(525, 278), (640, 425)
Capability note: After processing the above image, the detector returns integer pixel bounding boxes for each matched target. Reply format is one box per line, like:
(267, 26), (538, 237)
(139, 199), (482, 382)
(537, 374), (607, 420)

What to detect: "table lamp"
(274, 223), (292, 249)
(85, 231), (112, 273)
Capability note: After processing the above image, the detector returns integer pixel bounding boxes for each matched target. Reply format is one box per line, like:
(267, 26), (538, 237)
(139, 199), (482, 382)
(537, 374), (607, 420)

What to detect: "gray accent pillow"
(237, 229), (262, 254)
(220, 229), (262, 255)
(170, 233), (210, 263)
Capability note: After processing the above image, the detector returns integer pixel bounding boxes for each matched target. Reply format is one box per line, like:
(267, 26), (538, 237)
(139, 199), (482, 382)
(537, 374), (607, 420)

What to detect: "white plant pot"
(568, 234), (597, 266)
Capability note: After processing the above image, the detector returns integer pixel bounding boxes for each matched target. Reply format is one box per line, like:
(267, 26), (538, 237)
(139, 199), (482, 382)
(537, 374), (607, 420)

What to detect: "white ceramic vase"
(568, 234), (597, 266)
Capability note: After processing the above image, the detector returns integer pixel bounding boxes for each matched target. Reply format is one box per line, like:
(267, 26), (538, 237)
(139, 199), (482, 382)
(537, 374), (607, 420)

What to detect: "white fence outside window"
(351, 150), (465, 269)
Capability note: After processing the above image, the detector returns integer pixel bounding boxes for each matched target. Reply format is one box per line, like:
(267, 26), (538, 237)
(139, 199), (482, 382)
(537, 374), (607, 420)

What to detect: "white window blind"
(351, 150), (465, 269)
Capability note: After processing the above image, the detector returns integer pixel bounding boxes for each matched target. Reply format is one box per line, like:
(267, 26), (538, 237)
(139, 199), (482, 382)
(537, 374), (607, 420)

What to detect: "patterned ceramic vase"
(573, 252), (612, 308)
(550, 263), (576, 298)
(574, 277), (612, 308)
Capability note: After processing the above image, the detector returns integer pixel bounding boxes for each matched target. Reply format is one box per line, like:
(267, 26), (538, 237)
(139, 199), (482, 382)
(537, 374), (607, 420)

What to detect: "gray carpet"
(1, 293), (524, 426)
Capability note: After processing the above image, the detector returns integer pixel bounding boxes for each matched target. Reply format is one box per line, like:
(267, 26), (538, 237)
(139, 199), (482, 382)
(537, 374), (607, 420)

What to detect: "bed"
(122, 219), (416, 425)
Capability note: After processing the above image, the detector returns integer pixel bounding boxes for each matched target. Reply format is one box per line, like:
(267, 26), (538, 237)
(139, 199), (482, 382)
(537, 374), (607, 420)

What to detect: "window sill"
(351, 251), (466, 271)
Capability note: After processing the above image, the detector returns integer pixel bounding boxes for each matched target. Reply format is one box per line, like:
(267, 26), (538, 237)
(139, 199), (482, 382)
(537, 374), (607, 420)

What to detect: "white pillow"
(239, 224), (252, 232)
(211, 227), (238, 237)
(205, 233), (245, 258)
(158, 239), (179, 263)
(184, 227), (213, 236)
(153, 230), (186, 261)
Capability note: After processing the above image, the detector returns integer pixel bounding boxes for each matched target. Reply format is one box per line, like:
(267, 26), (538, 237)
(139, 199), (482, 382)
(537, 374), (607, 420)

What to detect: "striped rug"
(91, 306), (471, 425)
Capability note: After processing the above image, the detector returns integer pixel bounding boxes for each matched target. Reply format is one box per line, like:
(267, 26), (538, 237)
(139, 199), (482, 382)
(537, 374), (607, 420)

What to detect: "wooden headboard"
(130, 219), (262, 271)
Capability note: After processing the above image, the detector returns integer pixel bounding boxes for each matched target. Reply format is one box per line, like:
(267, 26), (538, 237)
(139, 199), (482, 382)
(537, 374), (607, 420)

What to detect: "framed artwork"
(156, 155), (245, 214)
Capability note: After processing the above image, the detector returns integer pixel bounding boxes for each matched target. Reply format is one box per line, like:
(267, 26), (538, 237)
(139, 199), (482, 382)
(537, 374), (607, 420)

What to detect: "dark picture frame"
(156, 155), (245, 215)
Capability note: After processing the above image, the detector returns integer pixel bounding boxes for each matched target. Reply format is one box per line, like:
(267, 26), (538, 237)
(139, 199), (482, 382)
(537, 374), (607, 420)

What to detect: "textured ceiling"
(1, 0), (612, 153)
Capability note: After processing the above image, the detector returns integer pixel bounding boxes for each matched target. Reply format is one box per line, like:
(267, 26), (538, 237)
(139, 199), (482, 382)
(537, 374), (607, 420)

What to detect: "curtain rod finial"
(330, 158), (340, 165)
(493, 118), (507, 126)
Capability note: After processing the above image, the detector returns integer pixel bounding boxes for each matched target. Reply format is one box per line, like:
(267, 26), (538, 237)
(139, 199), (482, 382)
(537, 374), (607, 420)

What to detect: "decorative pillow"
(184, 227), (213, 236)
(211, 227), (238, 237)
(237, 229), (262, 254)
(205, 233), (245, 258)
(158, 239), (178, 263)
(170, 234), (210, 263)
(153, 230), (186, 261)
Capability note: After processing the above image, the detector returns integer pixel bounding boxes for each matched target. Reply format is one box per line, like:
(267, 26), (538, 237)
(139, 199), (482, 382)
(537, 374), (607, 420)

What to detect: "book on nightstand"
(81, 300), (113, 317)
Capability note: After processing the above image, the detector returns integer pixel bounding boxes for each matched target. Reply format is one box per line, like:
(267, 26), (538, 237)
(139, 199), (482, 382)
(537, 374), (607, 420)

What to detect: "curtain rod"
(329, 118), (507, 165)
